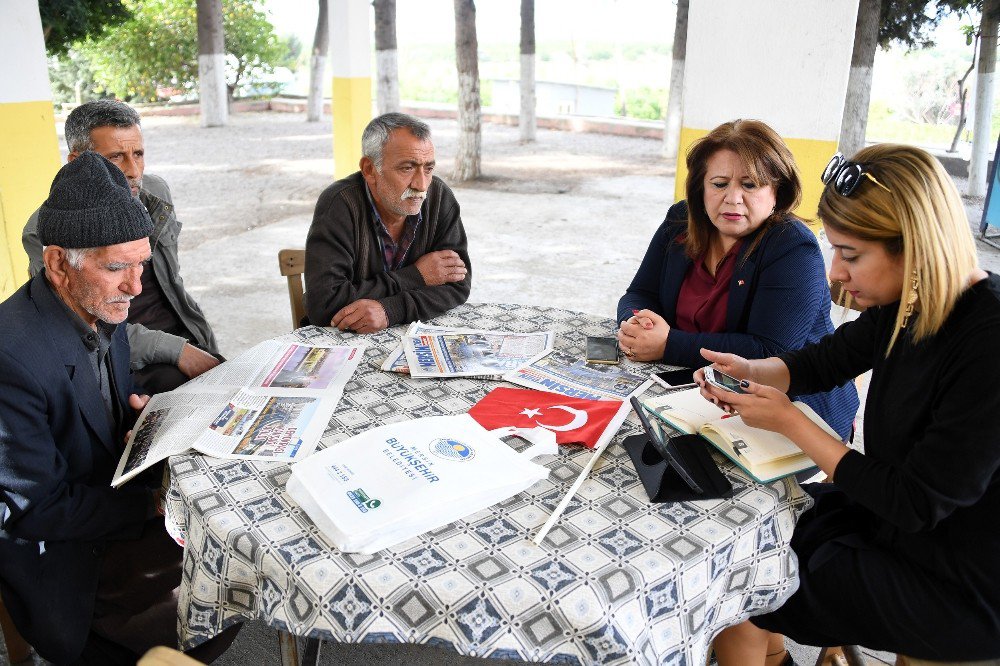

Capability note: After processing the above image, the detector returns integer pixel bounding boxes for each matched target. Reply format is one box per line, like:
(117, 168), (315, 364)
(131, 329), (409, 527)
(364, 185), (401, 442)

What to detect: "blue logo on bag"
(430, 438), (476, 461)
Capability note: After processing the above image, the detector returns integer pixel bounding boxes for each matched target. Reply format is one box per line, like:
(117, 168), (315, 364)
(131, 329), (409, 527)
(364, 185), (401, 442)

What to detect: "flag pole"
(531, 390), (646, 545)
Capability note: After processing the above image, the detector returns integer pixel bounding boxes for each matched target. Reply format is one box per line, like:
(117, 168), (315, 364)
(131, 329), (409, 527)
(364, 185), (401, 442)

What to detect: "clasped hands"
(330, 250), (467, 334)
(616, 308), (669, 362)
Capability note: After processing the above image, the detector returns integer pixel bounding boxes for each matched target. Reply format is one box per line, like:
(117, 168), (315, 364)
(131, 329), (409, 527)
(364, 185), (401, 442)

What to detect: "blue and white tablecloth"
(166, 302), (810, 665)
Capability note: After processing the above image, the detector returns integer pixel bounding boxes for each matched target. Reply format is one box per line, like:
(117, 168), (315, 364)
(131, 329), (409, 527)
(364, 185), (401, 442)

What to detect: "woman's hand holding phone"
(694, 348), (799, 434)
(694, 349), (752, 414)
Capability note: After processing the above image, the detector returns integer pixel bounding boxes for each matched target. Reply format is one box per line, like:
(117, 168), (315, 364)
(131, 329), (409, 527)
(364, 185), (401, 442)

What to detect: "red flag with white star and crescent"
(467, 387), (623, 448)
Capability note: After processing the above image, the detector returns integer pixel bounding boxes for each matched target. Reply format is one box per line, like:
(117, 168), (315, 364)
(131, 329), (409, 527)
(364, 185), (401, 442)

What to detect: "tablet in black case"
(625, 398), (732, 502)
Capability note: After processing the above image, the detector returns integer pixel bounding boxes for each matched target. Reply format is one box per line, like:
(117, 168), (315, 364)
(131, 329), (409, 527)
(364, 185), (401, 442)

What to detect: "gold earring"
(901, 270), (919, 328)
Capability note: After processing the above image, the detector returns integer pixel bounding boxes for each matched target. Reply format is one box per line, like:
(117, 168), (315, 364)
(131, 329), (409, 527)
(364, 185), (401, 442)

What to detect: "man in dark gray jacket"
(23, 100), (220, 393)
(304, 113), (471, 332)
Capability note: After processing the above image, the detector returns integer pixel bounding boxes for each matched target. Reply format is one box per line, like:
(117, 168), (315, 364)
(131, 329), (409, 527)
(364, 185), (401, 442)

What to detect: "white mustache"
(401, 188), (426, 201)
(107, 296), (134, 304)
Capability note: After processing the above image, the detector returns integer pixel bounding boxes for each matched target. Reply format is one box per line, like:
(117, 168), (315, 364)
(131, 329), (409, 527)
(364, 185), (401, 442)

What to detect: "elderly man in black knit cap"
(23, 99), (221, 394)
(0, 153), (238, 665)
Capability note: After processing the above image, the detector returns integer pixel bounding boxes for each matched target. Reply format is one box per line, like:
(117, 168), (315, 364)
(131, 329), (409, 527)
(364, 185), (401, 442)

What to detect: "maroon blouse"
(675, 240), (744, 333)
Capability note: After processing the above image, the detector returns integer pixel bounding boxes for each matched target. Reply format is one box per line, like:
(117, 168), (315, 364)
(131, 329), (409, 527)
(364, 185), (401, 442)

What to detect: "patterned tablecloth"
(166, 302), (810, 665)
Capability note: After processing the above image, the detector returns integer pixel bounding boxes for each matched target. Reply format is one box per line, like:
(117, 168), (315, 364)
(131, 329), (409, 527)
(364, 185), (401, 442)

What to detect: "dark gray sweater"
(304, 171), (471, 327)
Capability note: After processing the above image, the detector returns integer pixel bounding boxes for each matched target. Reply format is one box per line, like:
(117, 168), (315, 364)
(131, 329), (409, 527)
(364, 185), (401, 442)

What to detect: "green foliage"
(618, 87), (666, 121)
(40, 0), (131, 55)
(76, 0), (291, 101)
(47, 50), (101, 105)
(878, 0), (978, 49)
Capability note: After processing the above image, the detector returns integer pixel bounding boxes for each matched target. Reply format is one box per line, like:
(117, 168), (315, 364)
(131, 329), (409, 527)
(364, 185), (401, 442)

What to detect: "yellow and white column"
(331, 0), (372, 179)
(675, 0), (859, 225)
(0, 0), (61, 300)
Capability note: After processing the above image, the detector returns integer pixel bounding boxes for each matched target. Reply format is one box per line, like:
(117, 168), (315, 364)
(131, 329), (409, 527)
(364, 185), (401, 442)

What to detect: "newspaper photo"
(504, 349), (651, 401)
(402, 328), (555, 378)
(113, 341), (365, 487)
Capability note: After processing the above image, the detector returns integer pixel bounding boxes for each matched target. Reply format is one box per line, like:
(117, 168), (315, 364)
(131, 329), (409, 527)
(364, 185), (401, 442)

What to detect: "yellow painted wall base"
(674, 126), (837, 232)
(0, 100), (61, 300)
(332, 76), (372, 180)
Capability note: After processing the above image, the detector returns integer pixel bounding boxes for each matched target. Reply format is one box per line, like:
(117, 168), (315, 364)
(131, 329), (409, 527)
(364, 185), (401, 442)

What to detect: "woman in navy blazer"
(617, 120), (858, 439)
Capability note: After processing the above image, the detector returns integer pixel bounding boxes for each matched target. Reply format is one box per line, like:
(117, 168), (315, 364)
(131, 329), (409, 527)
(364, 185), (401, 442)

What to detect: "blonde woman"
(700, 144), (1000, 664)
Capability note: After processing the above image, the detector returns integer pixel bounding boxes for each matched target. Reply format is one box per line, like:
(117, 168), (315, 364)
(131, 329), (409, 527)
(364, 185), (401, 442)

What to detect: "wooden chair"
(830, 281), (865, 312)
(278, 248), (306, 330)
(0, 595), (32, 664)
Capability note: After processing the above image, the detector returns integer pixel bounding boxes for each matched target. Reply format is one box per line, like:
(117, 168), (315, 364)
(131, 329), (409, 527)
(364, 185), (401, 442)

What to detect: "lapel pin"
(737, 280), (745, 286)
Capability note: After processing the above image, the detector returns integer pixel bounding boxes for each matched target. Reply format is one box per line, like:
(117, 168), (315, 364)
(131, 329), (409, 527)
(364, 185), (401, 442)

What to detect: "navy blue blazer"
(0, 275), (152, 663)
(618, 201), (859, 438)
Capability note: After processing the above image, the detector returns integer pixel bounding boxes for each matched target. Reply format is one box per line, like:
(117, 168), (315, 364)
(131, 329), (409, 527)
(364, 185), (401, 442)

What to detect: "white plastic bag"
(286, 414), (556, 553)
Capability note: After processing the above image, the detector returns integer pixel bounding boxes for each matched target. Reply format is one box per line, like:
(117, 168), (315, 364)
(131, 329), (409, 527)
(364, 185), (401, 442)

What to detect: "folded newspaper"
(504, 349), (650, 401)
(111, 340), (365, 487)
(381, 322), (505, 379)
(286, 414), (557, 553)
(401, 326), (555, 378)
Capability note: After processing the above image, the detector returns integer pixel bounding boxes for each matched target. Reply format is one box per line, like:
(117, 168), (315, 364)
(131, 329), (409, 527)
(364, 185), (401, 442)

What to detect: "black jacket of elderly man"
(0, 153), (185, 664)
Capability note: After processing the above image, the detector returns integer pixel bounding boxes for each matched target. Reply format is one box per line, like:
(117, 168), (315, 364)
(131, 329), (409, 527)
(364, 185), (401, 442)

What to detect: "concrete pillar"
(0, 0), (62, 300)
(331, 0), (372, 179)
(676, 0), (858, 224)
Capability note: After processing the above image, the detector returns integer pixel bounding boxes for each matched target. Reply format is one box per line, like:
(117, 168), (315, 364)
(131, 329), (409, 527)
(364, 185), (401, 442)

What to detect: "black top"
(781, 272), (1000, 611)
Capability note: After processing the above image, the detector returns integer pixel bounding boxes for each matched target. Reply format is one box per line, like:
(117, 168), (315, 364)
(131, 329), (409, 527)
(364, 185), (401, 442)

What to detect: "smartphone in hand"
(703, 367), (748, 394)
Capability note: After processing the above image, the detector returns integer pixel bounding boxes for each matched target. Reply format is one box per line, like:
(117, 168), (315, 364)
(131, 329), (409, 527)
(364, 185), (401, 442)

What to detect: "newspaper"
(112, 340), (365, 487)
(402, 327), (555, 378)
(381, 322), (507, 379)
(504, 349), (651, 401)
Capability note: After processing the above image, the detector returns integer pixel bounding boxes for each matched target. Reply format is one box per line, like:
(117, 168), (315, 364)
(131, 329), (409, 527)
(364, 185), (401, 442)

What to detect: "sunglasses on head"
(822, 152), (892, 196)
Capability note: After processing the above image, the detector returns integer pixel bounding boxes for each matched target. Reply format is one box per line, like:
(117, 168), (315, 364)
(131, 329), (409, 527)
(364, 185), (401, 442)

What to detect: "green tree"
(77, 0), (290, 101)
(47, 50), (101, 105)
(40, 0), (131, 55)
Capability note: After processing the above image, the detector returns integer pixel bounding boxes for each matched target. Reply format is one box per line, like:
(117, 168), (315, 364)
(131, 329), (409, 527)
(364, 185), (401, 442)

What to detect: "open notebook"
(639, 388), (837, 483)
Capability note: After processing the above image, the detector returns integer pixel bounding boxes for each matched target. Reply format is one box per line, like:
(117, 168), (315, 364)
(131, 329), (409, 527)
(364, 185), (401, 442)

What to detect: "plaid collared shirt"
(365, 184), (422, 271)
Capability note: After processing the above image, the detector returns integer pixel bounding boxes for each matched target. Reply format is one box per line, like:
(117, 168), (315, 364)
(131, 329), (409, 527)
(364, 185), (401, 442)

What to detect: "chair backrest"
(278, 248), (306, 330)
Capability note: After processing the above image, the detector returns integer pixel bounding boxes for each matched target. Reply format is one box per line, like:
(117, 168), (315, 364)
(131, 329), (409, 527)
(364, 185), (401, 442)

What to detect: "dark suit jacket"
(618, 201), (859, 439)
(0, 276), (152, 663)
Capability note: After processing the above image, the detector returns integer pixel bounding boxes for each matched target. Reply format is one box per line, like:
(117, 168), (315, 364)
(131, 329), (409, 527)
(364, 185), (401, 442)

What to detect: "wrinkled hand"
(177, 343), (221, 379)
(414, 250), (467, 286)
(332, 299), (388, 333)
(125, 393), (151, 443)
(129, 393), (150, 413)
(616, 308), (669, 362)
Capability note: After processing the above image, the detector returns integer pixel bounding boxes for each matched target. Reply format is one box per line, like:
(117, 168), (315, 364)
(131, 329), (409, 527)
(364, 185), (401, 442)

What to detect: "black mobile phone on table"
(629, 396), (703, 494)
(651, 368), (696, 389)
(585, 336), (619, 364)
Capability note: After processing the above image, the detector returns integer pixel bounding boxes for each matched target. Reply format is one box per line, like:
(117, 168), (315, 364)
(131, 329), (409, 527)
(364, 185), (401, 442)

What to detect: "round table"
(166, 302), (810, 665)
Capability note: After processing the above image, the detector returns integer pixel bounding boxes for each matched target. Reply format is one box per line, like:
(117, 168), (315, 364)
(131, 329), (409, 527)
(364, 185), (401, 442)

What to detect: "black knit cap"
(38, 151), (153, 248)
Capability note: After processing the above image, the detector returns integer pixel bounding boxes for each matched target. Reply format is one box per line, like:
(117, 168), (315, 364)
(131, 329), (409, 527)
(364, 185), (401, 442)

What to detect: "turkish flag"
(468, 387), (623, 448)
